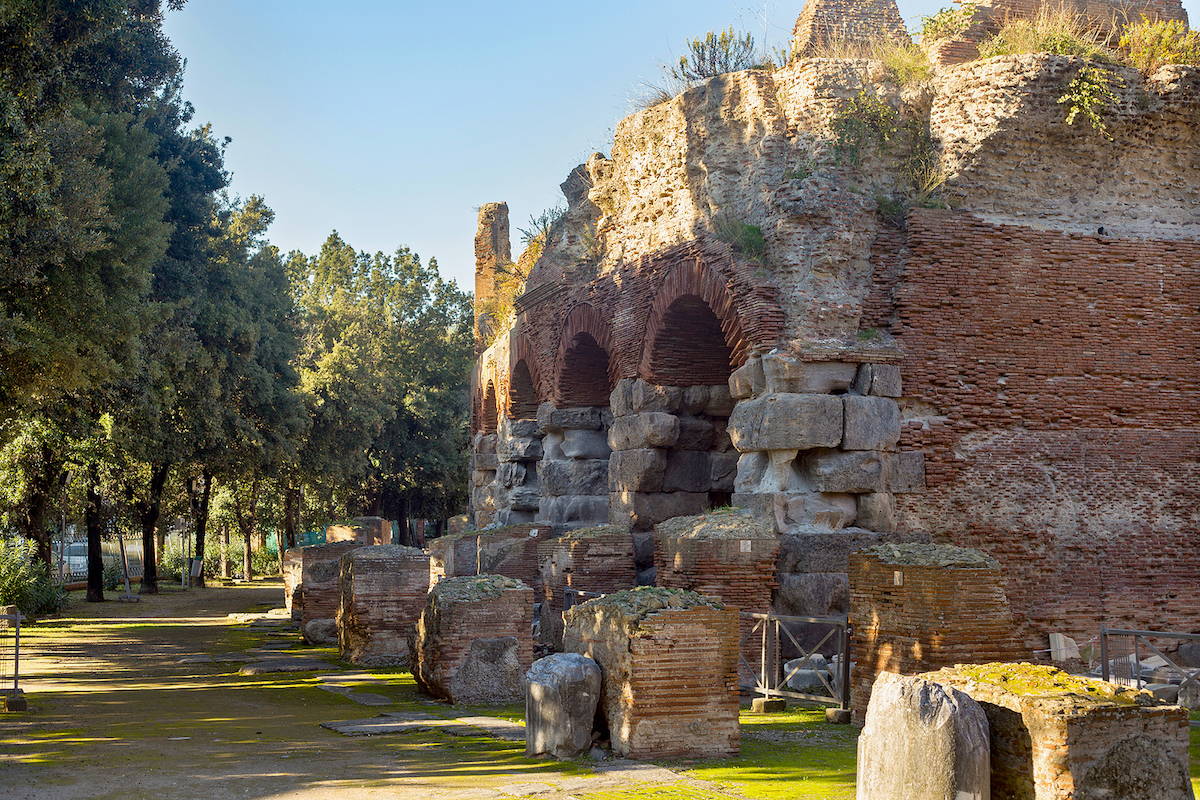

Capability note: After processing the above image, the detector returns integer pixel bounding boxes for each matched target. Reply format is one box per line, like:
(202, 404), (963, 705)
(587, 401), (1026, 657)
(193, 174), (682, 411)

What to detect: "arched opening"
(558, 332), (613, 407)
(482, 381), (499, 434)
(646, 295), (735, 385)
(508, 360), (539, 420)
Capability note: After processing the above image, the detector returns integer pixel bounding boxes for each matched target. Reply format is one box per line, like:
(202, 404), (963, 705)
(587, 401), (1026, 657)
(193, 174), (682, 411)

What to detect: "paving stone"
(239, 658), (340, 675)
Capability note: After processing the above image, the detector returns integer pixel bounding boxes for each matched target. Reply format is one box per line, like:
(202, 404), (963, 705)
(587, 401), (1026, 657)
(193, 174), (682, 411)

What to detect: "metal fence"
(1100, 626), (1200, 701)
(0, 608), (22, 709)
(740, 611), (852, 709)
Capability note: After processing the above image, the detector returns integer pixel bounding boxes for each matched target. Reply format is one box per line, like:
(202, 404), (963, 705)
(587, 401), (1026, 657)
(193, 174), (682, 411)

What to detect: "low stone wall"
(563, 587), (739, 760)
(410, 575), (534, 705)
(538, 525), (637, 649)
(848, 543), (1026, 722)
(327, 516), (391, 546)
(926, 663), (1193, 800)
(427, 532), (480, 586)
(476, 523), (555, 603)
(298, 541), (367, 644)
(653, 510), (779, 687)
(337, 545), (430, 667)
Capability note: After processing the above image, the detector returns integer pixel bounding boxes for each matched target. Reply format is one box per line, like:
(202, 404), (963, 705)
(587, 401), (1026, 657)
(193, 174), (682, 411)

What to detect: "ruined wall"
(883, 207), (1200, 646)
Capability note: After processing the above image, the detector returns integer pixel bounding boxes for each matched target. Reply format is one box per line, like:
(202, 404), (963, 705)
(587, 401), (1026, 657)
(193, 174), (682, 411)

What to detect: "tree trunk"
(188, 471), (213, 588)
(85, 476), (105, 603)
(396, 496), (410, 547)
(20, 443), (63, 568)
(135, 463), (170, 595)
(284, 485), (298, 549)
(220, 524), (230, 579)
(233, 478), (260, 582)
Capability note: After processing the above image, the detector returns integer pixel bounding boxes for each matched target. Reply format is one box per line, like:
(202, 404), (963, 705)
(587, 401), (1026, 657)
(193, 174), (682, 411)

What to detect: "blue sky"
(163, 0), (1197, 292)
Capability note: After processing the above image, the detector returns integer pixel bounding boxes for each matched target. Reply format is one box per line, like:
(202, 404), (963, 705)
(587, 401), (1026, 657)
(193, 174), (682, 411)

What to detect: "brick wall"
(538, 525), (637, 649)
(848, 544), (1026, 723)
(337, 545), (430, 667)
(884, 208), (1200, 648)
(564, 589), (740, 760)
(298, 541), (367, 634)
(476, 523), (554, 603)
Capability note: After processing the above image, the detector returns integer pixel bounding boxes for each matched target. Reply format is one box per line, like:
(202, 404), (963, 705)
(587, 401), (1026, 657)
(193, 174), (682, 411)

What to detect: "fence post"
(840, 624), (852, 710)
(1100, 626), (1109, 683)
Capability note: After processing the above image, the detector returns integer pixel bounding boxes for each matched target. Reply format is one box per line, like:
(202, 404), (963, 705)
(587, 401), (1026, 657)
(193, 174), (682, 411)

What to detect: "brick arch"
(472, 353), (505, 434)
(481, 380), (499, 434)
(553, 303), (617, 407)
(509, 333), (544, 416)
(639, 260), (750, 383)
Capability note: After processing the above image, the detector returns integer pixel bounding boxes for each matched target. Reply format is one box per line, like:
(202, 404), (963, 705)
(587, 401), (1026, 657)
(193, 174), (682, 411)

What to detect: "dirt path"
(0, 581), (746, 800)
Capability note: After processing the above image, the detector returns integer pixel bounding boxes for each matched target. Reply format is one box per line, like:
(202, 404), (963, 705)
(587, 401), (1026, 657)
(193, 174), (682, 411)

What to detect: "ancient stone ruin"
(293, 540), (367, 644)
(563, 587), (739, 760)
(538, 524), (637, 649)
(336, 545), (429, 667)
(468, 0), (1200, 663)
(410, 575), (534, 705)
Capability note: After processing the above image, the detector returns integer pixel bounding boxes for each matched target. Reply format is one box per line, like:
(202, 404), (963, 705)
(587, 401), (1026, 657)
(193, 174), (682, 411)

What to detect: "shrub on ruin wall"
(1119, 17), (1200, 73)
(978, 7), (1117, 62)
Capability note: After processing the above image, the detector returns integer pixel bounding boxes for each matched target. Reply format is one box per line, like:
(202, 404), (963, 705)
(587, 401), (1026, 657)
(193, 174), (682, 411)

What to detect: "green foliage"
(0, 537), (67, 615)
(714, 215), (767, 264)
(1120, 17), (1200, 73)
(1058, 65), (1120, 137)
(831, 90), (899, 166)
(102, 561), (123, 590)
(978, 7), (1116, 62)
(920, 3), (977, 42)
(669, 27), (762, 82)
(250, 544), (279, 577)
(875, 39), (936, 86)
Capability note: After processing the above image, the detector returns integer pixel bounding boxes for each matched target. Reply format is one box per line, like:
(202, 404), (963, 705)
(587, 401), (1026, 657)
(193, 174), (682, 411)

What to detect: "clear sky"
(162, 0), (1197, 293)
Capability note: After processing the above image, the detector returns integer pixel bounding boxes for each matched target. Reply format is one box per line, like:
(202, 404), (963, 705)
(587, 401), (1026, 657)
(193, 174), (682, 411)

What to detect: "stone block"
(856, 492), (897, 531)
(525, 653), (602, 759)
(705, 385), (736, 416)
(476, 433), (498, 455)
(608, 449), (666, 493)
(762, 352), (858, 394)
(774, 571), (850, 618)
(474, 453), (500, 471)
(631, 379), (682, 413)
(608, 412), (679, 451)
(538, 403), (603, 432)
(712, 419), (733, 452)
(471, 469), (490, 487)
(735, 452), (769, 494)
(504, 418), (543, 439)
(842, 396), (901, 451)
(542, 431), (564, 460)
(538, 495), (609, 527)
(499, 436), (543, 462)
(885, 451), (926, 493)
(681, 385), (710, 414)
(663, 450), (711, 493)
(710, 452), (739, 492)
(497, 462), (527, 489)
(856, 673), (990, 800)
(609, 491), (710, 531)
(777, 528), (930, 573)
(674, 415), (715, 450)
(853, 364), (903, 398)
(729, 355), (765, 399)
(561, 428), (611, 460)
(539, 459), (607, 497)
(509, 486), (541, 511)
(803, 450), (884, 493)
(1178, 642), (1200, 667)
(781, 491), (857, 530)
(728, 393), (843, 452)
(609, 378), (634, 417)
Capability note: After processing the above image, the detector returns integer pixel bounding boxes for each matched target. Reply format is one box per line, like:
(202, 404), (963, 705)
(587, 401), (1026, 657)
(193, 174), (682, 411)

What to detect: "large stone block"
(762, 353), (858, 394)
(857, 672), (990, 800)
(674, 415), (715, 450)
(728, 393), (843, 452)
(537, 495), (609, 527)
(525, 653), (602, 759)
(538, 403), (603, 432)
(498, 436), (543, 462)
(774, 571), (850, 618)
(561, 428), (611, 459)
(710, 452), (739, 492)
(539, 459), (608, 497)
(476, 433), (498, 455)
(497, 462), (527, 489)
(608, 449), (666, 493)
(729, 356), (765, 399)
(705, 384), (736, 417)
(663, 450), (712, 493)
(608, 412), (679, 451)
(474, 452), (500, 471)
(610, 378), (634, 418)
(631, 379), (682, 413)
(777, 528), (931, 574)
(509, 486), (541, 511)
(609, 490), (710, 531)
(681, 385), (710, 415)
(853, 363), (903, 398)
(856, 492), (897, 531)
(803, 450), (884, 493)
(842, 396), (901, 451)
(712, 419), (733, 452)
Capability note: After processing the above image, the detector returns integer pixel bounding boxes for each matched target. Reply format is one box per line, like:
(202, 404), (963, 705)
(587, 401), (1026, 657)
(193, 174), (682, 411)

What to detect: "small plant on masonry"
(1058, 65), (1120, 138)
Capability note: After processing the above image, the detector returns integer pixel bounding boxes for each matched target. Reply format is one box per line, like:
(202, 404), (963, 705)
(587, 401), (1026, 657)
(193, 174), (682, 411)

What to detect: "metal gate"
(1100, 625), (1200, 700)
(740, 611), (851, 709)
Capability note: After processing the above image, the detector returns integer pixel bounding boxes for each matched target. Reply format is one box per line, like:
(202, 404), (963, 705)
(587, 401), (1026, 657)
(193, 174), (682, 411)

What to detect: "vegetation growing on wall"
(977, 6), (1116, 61)
(1120, 17), (1200, 73)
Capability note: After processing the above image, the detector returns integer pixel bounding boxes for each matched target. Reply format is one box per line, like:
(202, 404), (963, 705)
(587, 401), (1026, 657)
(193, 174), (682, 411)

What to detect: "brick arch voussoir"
(638, 259), (750, 382)
(509, 333), (545, 406)
(553, 303), (618, 407)
(473, 355), (505, 433)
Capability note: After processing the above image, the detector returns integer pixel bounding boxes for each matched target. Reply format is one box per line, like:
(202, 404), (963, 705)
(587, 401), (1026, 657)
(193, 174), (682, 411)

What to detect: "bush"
(102, 562), (123, 591)
(713, 215), (767, 264)
(158, 542), (185, 582)
(669, 27), (762, 82)
(978, 7), (1116, 62)
(1119, 17), (1200, 73)
(251, 544), (280, 577)
(920, 3), (978, 42)
(0, 537), (67, 616)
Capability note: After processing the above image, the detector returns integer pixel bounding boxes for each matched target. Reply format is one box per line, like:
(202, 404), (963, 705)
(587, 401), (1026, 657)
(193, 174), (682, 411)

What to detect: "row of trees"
(0, 1), (473, 602)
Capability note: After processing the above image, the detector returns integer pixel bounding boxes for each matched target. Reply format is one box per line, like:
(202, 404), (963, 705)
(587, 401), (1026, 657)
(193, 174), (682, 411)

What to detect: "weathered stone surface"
(608, 449), (666, 493)
(681, 385), (710, 414)
(853, 364), (902, 398)
(674, 415), (715, 450)
(705, 385), (736, 417)
(803, 449), (884, 493)
(631, 379), (683, 413)
(337, 545), (429, 667)
(663, 450), (712, 493)
(539, 459), (609, 497)
(728, 393), (843, 452)
(774, 571), (850, 618)
(504, 419), (543, 439)
(729, 356), (765, 399)
(609, 491), (710, 531)
(561, 429), (611, 459)
(609, 378), (634, 418)
(498, 436), (543, 462)
(857, 672), (990, 800)
(712, 418), (733, 451)
(735, 452), (769, 494)
(525, 653), (602, 759)
(476, 433), (498, 455)
(842, 396), (901, 451)
(779, 491), (857, 530)
(608, 412), (679, 451)
(538, 495), (609, 527)
(763, 353), (858, 394)
(1178, 642), (1200, 667)
(474, 453), (500, 471)
(497, 462), (528, 489)
(509, 486), (541, 511)
(777, 527), (930, 573)
(541, 431), (564, 460)
(710, 452), (739, 492)
(856, 492), (897, 531)
(449, 636), (526, 705)
(538, 403), (603, 432)
(885, 451), (926, 493)
(304, 618), (338, 645)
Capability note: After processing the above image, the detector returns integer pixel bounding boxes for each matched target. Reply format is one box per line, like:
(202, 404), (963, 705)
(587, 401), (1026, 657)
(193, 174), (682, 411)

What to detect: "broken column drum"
(336, 545), (430, 667)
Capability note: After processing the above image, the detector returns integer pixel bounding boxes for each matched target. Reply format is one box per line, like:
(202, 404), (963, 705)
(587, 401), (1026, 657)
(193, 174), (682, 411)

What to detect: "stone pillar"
(298, 540), (367, 644)
(536, 403), (610, 532)
(474, 202), (511, 354)
(493, 418), (544, 526)
(336, 545), (430, 667)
